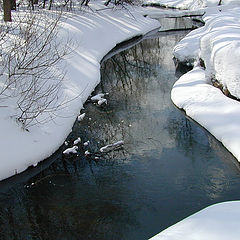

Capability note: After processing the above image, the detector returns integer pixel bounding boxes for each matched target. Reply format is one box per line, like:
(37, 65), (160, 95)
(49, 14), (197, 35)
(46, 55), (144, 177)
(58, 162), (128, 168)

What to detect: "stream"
(0, 17), (240, 240)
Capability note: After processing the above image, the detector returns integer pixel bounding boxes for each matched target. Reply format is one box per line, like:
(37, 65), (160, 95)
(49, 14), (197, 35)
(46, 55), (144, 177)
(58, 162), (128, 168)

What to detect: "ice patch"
(100, 140), (124, 153)
(91, 93), (105, 101)
(78, 113), (86, 122)
(63, 146), (78, 155)
(73, 137), (81, 145)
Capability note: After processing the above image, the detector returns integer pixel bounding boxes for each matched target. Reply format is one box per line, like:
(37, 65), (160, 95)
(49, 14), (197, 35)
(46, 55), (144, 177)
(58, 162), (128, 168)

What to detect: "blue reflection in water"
(0, 29), (240, 240)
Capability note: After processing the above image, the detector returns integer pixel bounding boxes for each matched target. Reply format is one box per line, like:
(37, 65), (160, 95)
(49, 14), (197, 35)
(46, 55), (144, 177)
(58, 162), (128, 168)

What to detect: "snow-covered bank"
(172, 67), (240, 160)
(0, 3), (160, 181)
(150, 201), (240, 240)
(174, 6), (240, 99)
(137, 6), (205, 19)
(171, 4), (240, 162)
(144, 0), (239, 10)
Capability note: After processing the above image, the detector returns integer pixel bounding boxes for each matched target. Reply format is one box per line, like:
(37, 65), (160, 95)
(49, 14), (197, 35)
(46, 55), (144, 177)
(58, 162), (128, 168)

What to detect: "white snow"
(149, 201), (240, 240)
(84, 150), (90, 155)
(100, 140), (124, 152)
(84, 141), (90, 146)
(73, 137), (81, 145)
(98, 98), (107, 105)
(91, 93), (105, 101)
(135, 6), (205, 19)
(63, 146), (78, 155)
(90, 93), (107, 105)
(171, 3), (240, 162)
(173, 26), (204, 63)
(0, 1), (160, 180)
(174, 6), (240, 99)
(77, 113), (86, 122)
(144, 0), (239, 9)
(172, 67), (240, 160)
(200, 8), (240, 98)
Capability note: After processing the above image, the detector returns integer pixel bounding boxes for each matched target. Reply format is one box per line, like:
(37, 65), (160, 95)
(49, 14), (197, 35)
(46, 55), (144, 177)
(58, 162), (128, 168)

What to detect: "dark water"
(1, 26), (240, 240)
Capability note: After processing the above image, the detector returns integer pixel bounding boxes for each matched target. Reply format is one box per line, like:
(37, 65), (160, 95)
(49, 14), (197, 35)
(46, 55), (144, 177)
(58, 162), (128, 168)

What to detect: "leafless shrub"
(0, 10), (71, 129)
(104, 0), (141, 7)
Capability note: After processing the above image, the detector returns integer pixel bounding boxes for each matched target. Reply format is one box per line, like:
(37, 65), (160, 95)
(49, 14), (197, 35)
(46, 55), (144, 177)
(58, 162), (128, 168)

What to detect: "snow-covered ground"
(150, 201), (240, 240)
(172, 67), (240, 161)
(144, 0), (239, 10)
(172, 4), (240, 162)
(0, 2), (160, 181)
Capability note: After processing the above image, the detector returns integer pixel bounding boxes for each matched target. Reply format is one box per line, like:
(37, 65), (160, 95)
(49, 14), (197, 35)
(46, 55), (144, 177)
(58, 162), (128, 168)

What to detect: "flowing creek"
(1, 18), (240, 240)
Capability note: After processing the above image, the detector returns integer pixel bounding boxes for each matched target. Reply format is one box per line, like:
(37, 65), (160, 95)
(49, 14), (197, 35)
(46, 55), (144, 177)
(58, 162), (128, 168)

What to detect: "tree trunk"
(48, 0), (53, 10)
(104, 0), (111, 6)
(11, 0), (16, 10)
(30, 0), (34, 10)
(3, 0), (12, 22)
(43, 0), (46, 8)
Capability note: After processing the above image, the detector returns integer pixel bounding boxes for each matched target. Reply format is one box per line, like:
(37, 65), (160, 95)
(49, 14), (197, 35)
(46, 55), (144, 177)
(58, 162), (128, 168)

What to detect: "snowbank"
(171, 4), (240, 162)
(144, 0), (239, 10)
(136, 5), (205, 19)
(149, 201), (240, 240)
(0, 3), (160, 180)
(144, 0), (208, 9)
(172, 67), (240, 160)
(174, 6), (240, 99)
(200, 9), (240, 98)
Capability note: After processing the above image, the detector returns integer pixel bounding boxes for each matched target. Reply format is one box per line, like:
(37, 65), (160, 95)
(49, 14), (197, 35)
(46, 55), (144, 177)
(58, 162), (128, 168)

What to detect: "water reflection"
(0, 31), (240, 240)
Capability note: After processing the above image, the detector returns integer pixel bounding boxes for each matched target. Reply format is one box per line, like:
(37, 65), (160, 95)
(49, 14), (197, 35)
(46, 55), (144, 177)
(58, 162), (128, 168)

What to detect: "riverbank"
(0, 2), (160, 181)
(150, 201), (240, 240)
(147, 0), (240, 239)
(143, 0), (239, 10)
(172, 4), (240, 162)
(142, 0), (240, 162)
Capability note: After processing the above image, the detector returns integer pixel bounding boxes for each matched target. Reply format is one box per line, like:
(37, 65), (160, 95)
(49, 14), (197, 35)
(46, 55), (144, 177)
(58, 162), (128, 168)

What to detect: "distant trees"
(2, 0), (140, 17)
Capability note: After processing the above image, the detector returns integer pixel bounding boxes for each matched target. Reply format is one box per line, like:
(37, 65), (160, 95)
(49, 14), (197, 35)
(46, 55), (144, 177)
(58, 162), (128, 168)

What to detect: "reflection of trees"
(208, 135), (240, 172)
(0, 157), (138, 240)
(101, 32), (188, 100)
(0, 32), (196, 239)
(165, 110), (240, 201)
(98, 33), (189, 156)
(166, 110), (212, 158)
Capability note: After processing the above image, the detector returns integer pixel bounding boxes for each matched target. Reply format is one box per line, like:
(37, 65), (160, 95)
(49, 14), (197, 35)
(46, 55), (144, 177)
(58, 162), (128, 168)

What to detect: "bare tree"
(104, 0), (138, 6)
(0, 11), (71, 129)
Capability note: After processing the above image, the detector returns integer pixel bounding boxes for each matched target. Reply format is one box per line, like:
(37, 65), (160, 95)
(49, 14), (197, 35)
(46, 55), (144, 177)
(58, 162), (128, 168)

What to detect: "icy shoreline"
(0, 3), (160, 181)
(148, 0), (240, 239)
(172, 5), (240, 162)
(150, 201), (240, 240)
